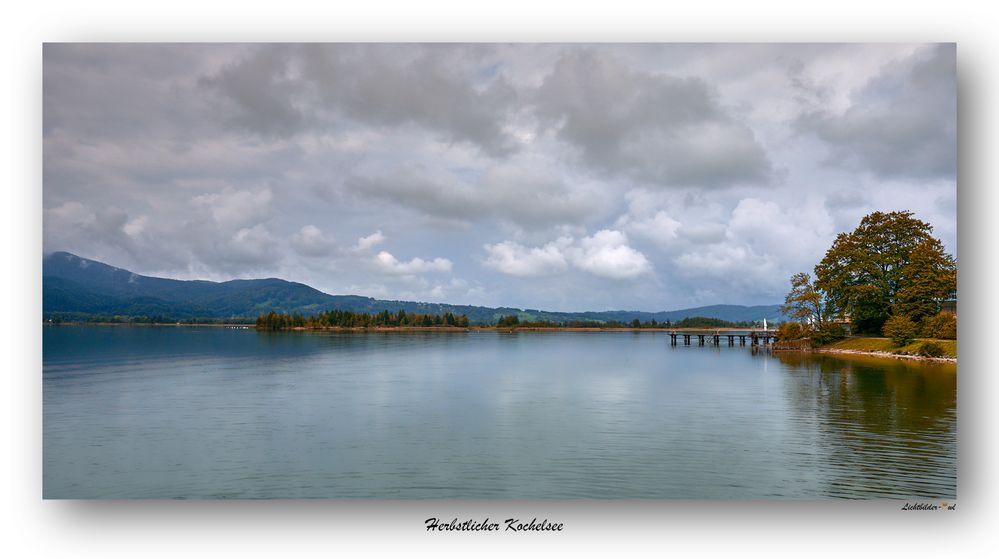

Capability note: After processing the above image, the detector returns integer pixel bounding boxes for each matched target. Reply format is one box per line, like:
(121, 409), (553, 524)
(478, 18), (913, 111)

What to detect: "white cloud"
(374, 251), (453, 275)
(483, 230), (651, 280)
(291, 225), (336, 257)
(191, 187), (273, 231)
(354, 230), (386, 252)
(669, 197), (835, 297)
(622, 211), (681, 249)
(46, 201), (95, 227)
(222, 224), (279, 267)
(569, 230), (652, 279)
(482, 238), (571, 277)
(122, 216), (148, 237)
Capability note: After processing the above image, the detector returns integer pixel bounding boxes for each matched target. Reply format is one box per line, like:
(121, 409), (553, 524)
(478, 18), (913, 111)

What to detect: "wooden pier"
(668, 329), (776, 347)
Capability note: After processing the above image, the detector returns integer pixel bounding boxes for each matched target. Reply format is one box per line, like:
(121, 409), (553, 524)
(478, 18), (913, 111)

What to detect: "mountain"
(43, 252), (785, 324)
(567, 305), (790, 324)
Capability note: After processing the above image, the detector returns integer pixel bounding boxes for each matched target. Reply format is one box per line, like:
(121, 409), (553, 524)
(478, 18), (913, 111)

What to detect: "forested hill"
(43, 252), (784, 324)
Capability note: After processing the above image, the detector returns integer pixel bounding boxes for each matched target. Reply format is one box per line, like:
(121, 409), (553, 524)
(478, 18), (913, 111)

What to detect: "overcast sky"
(43, 43), (956, 312)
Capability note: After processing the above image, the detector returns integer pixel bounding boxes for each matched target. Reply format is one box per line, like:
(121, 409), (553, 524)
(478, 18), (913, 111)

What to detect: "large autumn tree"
(811, 211), (954, 334)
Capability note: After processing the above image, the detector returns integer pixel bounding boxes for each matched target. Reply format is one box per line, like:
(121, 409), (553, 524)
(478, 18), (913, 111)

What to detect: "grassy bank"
(822, 336), (957, 359)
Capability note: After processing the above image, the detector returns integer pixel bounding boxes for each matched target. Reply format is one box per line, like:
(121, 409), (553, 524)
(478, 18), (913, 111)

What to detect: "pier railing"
(668, 329), (776, 347)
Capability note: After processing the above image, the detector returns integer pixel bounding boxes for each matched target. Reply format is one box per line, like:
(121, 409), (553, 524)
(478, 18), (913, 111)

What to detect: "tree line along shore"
(254, 309), (757, 331)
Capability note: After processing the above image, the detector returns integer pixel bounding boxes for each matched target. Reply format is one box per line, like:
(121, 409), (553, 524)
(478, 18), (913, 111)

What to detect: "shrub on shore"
(882, 315), (918, 346)
(776, 322), (807, 342)
(810, 322), (846, 346)
(920, 312), (957, 339)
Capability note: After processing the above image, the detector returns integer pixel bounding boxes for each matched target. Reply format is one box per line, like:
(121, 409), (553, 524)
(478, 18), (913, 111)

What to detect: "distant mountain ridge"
(43, 252), (785, 324)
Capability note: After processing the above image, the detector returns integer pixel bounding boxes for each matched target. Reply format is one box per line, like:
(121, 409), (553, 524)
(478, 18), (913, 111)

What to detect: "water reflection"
(774, 352), (956, 498)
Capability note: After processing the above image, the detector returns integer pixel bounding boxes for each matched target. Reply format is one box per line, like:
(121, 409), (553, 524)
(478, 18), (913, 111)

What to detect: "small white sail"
(763, 318), (767, 331)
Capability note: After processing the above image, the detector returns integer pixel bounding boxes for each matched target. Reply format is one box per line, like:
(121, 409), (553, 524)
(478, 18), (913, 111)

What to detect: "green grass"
(825, 336), (957, 358)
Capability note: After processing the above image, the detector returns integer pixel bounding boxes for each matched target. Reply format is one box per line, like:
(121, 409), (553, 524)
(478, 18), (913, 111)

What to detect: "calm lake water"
(43, 326), (957, 499)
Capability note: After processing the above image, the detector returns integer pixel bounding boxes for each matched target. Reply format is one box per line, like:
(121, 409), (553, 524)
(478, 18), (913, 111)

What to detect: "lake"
(42, 326), (957, 499)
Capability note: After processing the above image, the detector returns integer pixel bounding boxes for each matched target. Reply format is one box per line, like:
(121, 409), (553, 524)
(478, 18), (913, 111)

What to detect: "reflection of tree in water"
(775, 353), (956, 499)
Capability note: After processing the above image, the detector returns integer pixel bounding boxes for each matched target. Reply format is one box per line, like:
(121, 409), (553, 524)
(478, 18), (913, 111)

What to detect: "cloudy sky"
(43, 43), (956, 312)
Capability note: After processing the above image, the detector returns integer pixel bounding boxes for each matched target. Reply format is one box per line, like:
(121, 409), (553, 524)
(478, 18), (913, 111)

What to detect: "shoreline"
(811, 347), (956, 364)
